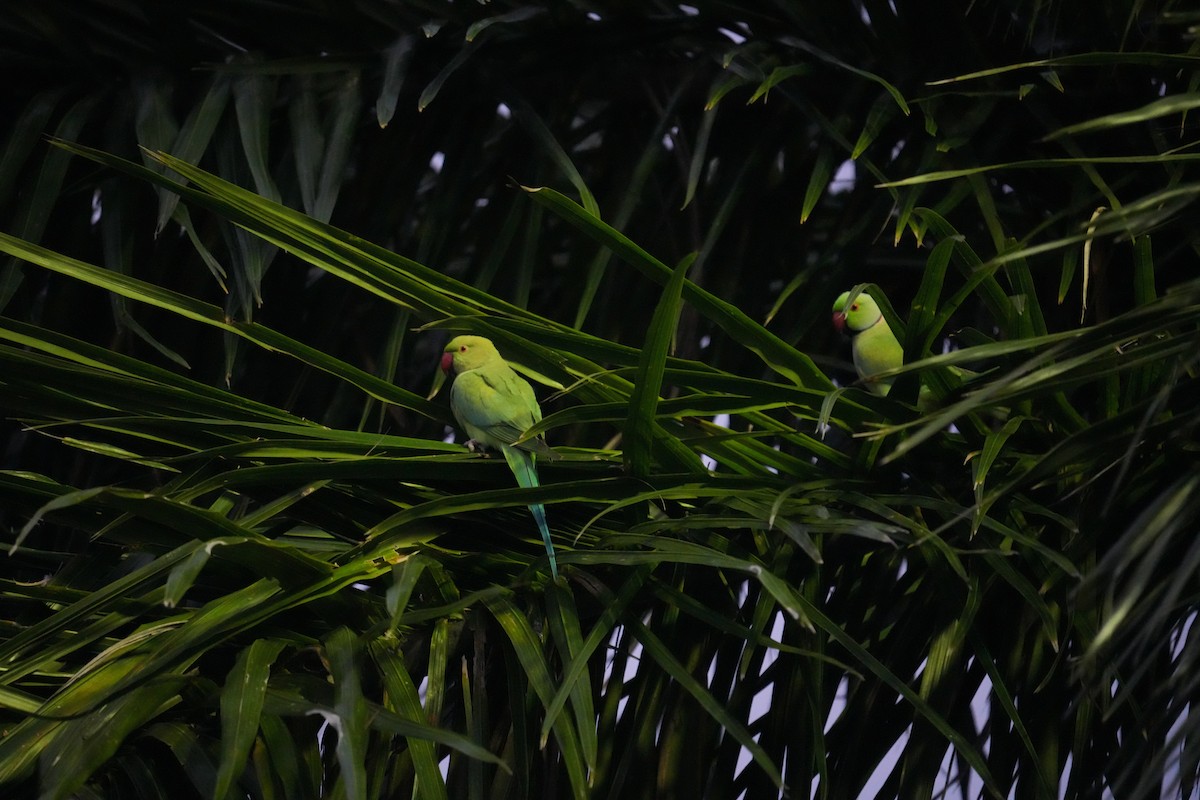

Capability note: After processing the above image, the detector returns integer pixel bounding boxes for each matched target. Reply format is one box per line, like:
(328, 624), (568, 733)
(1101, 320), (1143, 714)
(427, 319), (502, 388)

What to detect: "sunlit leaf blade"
(928, 51), (1200, 85)
(878, 154), (1200, 188)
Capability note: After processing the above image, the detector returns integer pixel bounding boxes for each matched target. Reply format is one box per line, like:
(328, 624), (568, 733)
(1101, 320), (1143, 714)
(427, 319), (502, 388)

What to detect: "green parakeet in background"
(440, 335), (559, 578)
(832, 289), (904, 396)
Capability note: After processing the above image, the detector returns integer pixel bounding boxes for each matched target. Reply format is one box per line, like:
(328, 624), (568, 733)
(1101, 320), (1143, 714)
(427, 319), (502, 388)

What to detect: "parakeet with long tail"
(439, 335), (559, 578)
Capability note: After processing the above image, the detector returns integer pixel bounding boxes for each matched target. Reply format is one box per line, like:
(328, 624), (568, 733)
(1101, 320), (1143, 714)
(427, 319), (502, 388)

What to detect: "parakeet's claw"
(464, 439), (486, 454)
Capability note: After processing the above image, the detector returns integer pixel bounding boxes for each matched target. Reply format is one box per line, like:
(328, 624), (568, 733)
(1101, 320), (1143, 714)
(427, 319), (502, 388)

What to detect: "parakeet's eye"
(459, 345), (468, 352)
(850, 303), (859, 311)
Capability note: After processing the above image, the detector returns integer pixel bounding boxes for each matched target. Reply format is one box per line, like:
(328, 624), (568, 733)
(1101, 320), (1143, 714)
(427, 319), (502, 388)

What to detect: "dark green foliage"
(3, 2), (1200, 798)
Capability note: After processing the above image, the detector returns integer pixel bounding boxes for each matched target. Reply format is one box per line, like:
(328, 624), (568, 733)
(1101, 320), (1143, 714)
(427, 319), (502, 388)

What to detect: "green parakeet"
(832, 289), (903, 396)
(440, 335), (559, 578)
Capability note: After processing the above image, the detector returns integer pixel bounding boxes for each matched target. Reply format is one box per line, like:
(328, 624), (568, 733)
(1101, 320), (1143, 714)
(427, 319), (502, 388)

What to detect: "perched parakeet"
(832, 289), (904, 396)
(440, 335), (559, 578)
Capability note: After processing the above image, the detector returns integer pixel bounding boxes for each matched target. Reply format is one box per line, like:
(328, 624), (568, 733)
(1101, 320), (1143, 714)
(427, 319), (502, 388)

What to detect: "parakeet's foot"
(464, 439), (489, 454)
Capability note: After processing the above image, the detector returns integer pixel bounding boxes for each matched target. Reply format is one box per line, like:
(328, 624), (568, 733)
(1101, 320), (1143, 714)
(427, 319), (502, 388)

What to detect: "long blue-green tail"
(501, 445), (557, 578)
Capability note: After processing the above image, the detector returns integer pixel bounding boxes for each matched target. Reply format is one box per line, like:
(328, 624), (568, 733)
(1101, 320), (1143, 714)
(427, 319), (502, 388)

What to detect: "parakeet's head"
(832, 290), (883, 334)
(441, 335), (501, 374)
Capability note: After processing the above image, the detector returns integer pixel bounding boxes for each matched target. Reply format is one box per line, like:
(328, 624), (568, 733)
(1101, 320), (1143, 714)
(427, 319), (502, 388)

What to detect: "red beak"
(832, 312), (846, 333)
(440, 352), (454, 373)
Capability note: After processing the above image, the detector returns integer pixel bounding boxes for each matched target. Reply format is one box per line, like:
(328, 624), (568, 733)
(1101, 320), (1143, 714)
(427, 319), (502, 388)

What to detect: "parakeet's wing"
(450, 366), (555, 456)
(853, 323), (904, 381)
(508, 372), (558, 456)
(450, 369), (530, 446)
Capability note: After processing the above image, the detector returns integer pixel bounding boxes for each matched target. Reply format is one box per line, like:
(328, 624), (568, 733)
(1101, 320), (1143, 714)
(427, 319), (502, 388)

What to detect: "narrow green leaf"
(789, 592), (1004, 798)
(969, 632), (1057, 795)
(918, 579), (978, 700)
(367, 702), (506, 768)
(801, 146), (836, 223)
(375, 35), (414, 128)
(316, 72), (358, 223)
(626, 255), (691, 476)
(1132, 235), (1156, 305)
(928, 51), (1200, 86)
(748, 64), (811, 103)
(972, 417), (1024, 531)
(1003, 242), (1049, 338)
(0, 90), (61, 204)
(156, 76), (231, 233)
(984, 553), (1061, 653)
(465, 7), (544, 41)
(773, 517), (823, 563)
(541, 567), (651, 743)
(172, 203), (229, 288)
(325, 627), (369, 800)
(425, 617), (449, 727)
(783, 38), (909, 114)
(1044, 91), (1200, 140)
(214, 639), (288, 800)
(13, 485), (108, 554)
(387, 554), (432, 628)
(100, 189), (191, 369)
(369, 642), (450, 800)
(2, 93), (98, 309)
(418, 39), (482, 112)
(851, 94), (898, 159)
(578, 86), (684, 325)
(258, 714), (307, 800)
(232, 70), (281, 203)
(627, 614), (785, 789)
(522, 186), (832, 389)
(485, 595), (589, 799)
(145, 722), (220, 799)
(878, 154), (1200, 188)
(264, 687), (506, 773)
(290, 75), (325, 220)
(705, 72), (751, 109)
(544, 583), (598, 770)
(905, 238), (954, 359)
(0, 231), (443, 420)
(37, 676), (189, 800)
(682, 106), (717, 209)
(133, 77), (181, 202)
(505, 93), (599, 217)
(0, 684), (45, 715)
(164, 542), (220, 608)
